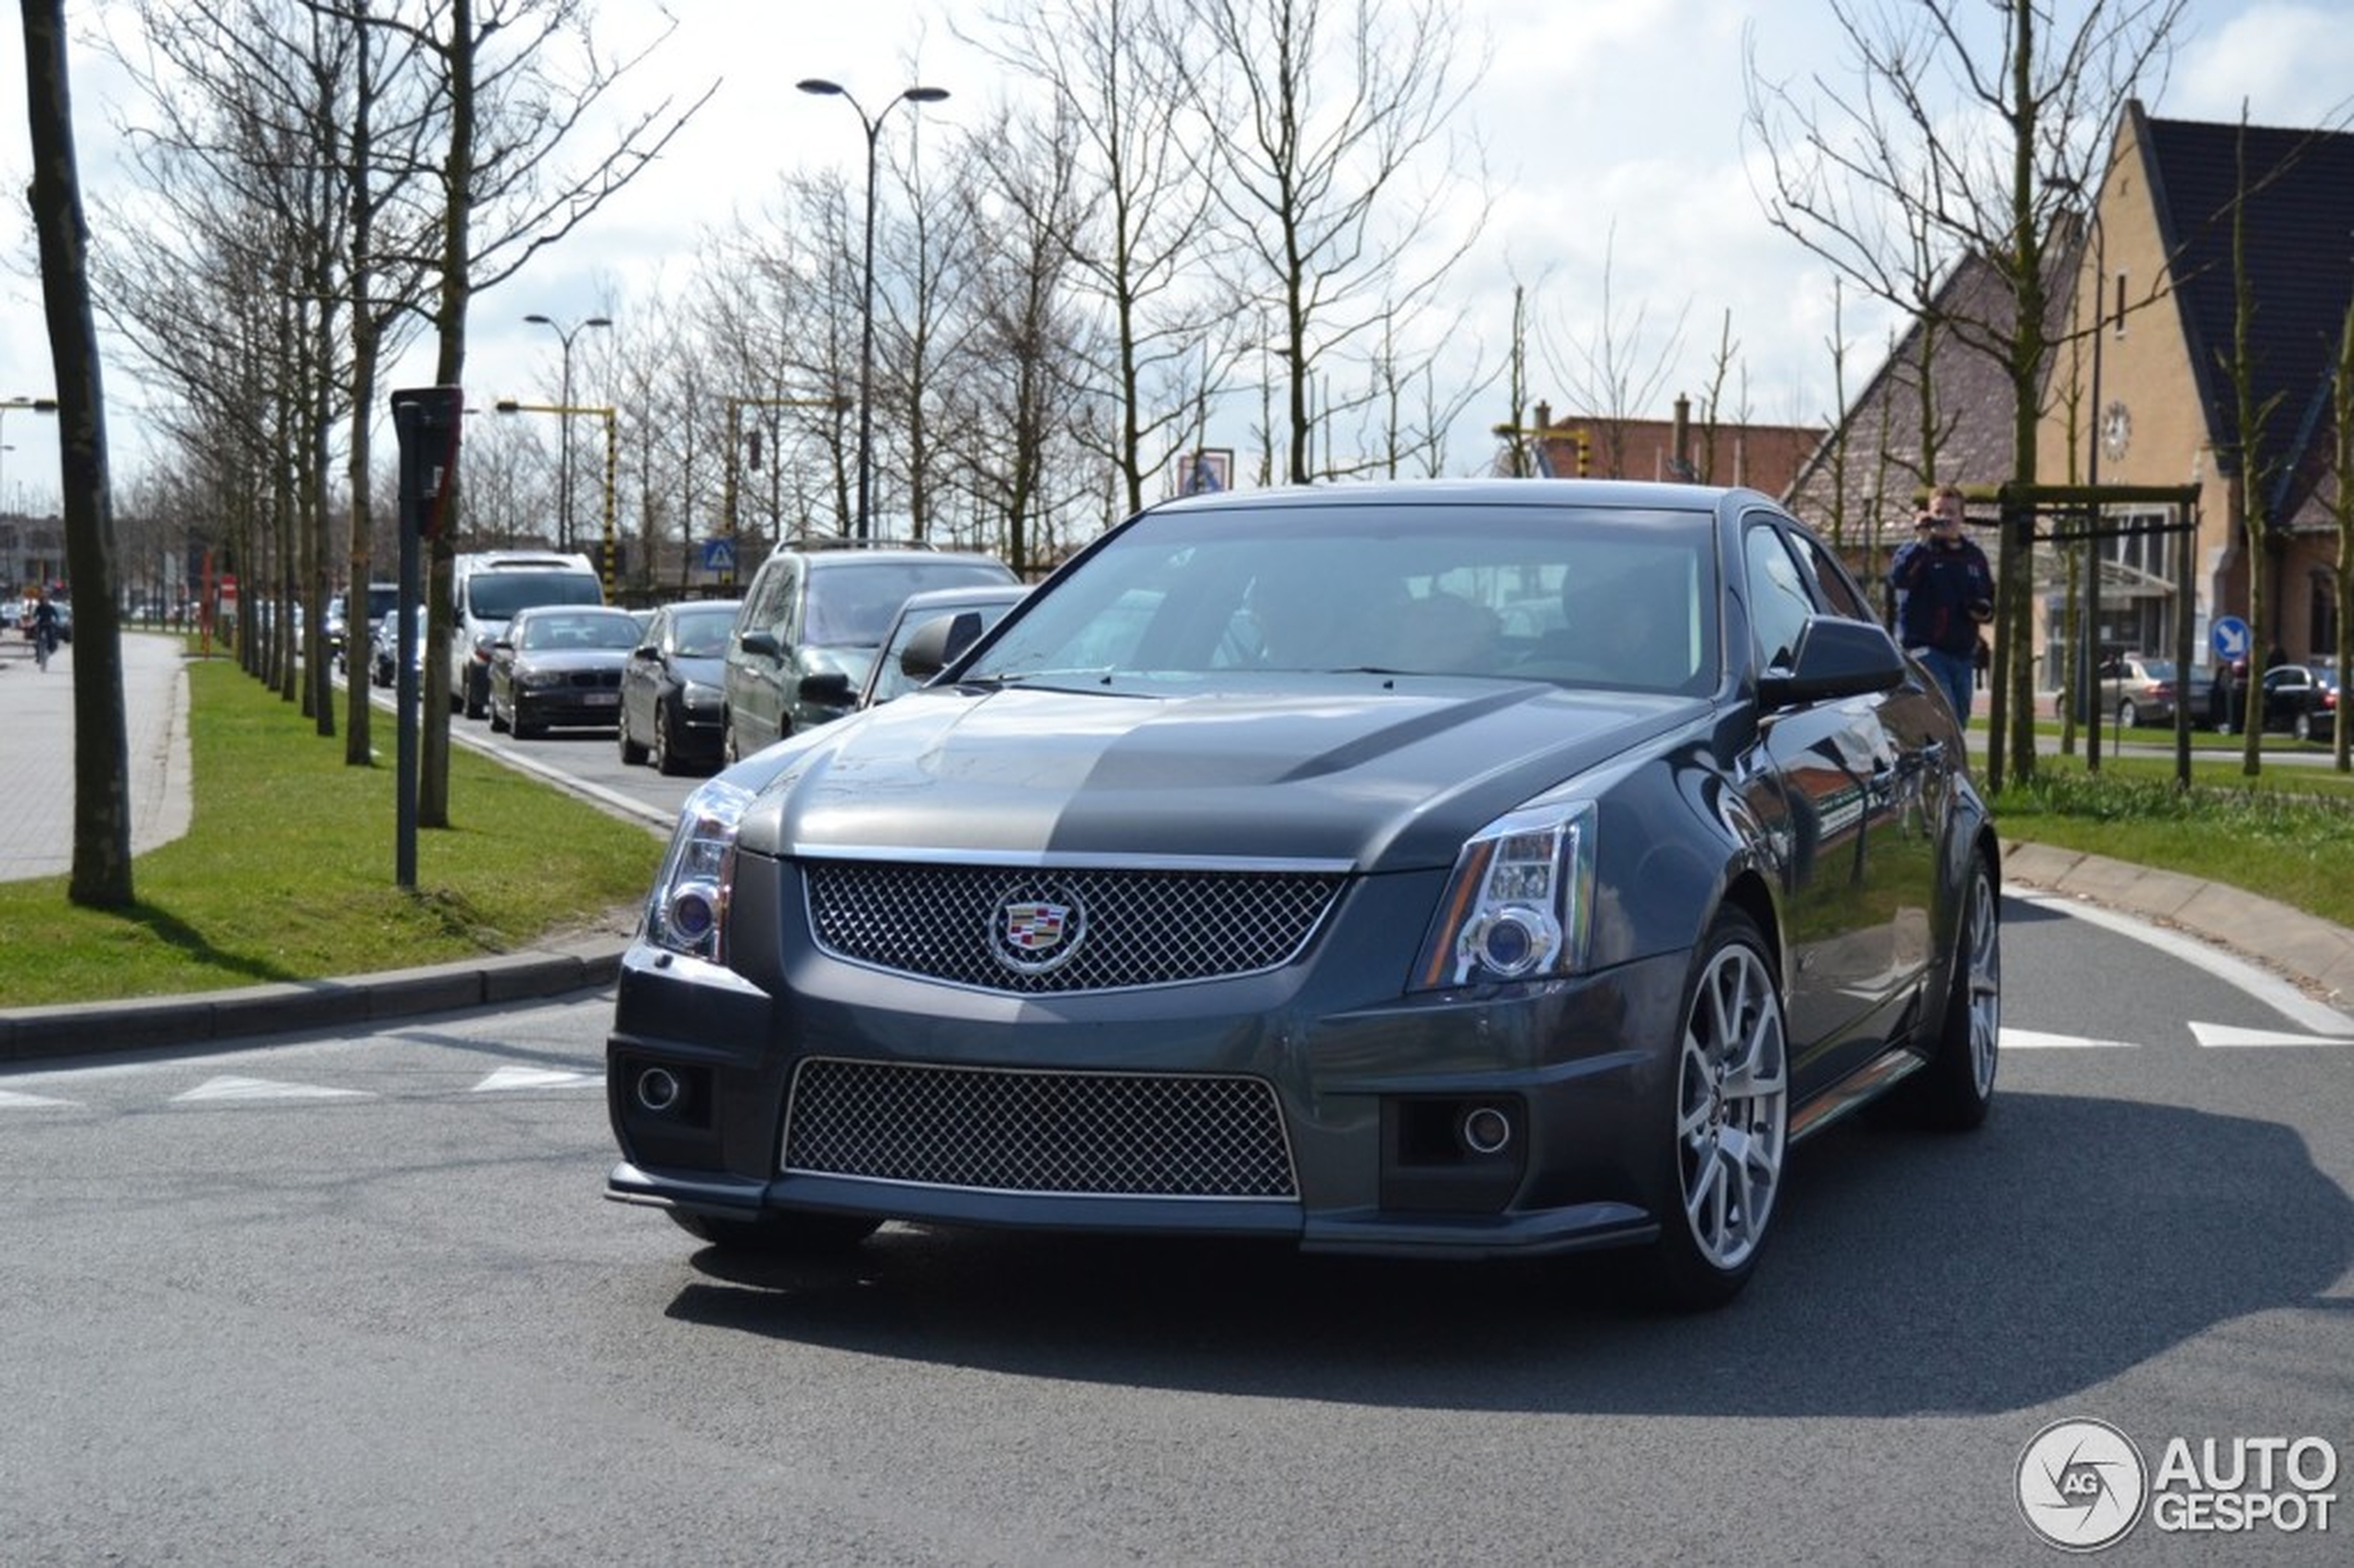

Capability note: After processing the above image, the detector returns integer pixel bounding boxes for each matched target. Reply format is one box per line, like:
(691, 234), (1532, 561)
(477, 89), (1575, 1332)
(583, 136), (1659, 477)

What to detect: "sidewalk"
(0, 628), (191, 879)
(0, 630), (626, 1060)
(1, 629), (2350, 1060)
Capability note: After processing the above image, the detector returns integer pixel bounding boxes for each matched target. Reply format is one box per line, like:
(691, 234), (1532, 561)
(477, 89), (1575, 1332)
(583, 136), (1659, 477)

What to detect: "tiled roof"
(2140, 105), (2354, 525)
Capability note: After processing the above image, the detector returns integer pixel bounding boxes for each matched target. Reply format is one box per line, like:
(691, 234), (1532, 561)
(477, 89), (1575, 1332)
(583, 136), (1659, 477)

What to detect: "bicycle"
(32, 619), (57, 672)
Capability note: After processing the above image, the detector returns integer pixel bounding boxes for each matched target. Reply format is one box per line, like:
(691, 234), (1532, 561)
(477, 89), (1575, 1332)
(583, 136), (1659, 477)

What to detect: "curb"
(0, 941), (626, 1064)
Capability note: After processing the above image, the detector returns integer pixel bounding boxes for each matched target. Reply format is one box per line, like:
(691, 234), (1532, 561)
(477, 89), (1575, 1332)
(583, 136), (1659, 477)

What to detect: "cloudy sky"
(0, 0), (2348, 516)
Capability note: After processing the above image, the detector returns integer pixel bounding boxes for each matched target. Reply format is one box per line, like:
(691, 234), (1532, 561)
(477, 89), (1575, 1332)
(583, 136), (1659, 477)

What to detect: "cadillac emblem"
(992, 883), (1085, 975)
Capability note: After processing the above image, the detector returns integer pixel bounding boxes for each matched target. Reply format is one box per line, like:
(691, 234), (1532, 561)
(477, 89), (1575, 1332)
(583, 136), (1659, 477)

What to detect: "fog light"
(636, 1067), (681, 1114)
(666, 881), (720, 945)
(1461, 1105), (1512, 1156)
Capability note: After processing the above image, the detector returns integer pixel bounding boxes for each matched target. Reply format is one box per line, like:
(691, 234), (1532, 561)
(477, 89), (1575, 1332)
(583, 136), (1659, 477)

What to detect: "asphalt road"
(1, 886), (2348, 1565)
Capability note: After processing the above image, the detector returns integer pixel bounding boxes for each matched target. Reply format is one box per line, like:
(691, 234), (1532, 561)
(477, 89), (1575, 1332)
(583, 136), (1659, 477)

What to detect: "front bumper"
(605, 865), (1689, 1259)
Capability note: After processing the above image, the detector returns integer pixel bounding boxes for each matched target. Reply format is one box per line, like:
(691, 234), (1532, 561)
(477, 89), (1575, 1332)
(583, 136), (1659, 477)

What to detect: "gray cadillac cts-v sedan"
(606, 479), (2000, 1309)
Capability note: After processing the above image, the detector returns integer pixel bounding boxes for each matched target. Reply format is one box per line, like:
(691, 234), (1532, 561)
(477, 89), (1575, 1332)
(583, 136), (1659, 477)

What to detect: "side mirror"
(899, 611), (990, 685)
(738, 628), (781, 659)
(1757, 615), (1907, 708)
(797, 670), (854, 707)
(630, 644), (660, 662)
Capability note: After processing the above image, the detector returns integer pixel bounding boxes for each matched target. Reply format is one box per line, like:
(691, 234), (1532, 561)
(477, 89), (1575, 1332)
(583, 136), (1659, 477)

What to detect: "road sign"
(2211, 615), (2250, 664)
(700, 537), (737, 574)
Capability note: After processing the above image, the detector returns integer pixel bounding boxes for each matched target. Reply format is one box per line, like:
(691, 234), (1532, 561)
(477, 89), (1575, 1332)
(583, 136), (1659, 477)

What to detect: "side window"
(1744, 524), (1816, 673)
(744, 560), (791, 638)
(1791, 530), (1873, 622)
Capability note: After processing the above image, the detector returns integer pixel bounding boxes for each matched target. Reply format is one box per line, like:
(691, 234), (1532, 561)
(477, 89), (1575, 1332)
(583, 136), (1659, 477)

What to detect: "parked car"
(721, 541), (1019, 761)
(326, 582), (399, 672)
(486, 604), (643, 738)
(2092, 652), (2211, 728)
(847, 583), (1029, 709)
(2259, 661), (2339, 741)
(618, 599), (740, 775)
(608, 479), (2002, 1310)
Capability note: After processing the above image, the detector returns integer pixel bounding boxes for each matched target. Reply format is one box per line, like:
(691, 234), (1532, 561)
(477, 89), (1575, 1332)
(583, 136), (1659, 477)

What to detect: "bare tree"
(1541, 226), (1690, 478)
(19, 0), (134, 906)
(2333, 296), (2353, 772)
(1745, 0), (2185, 790)
(1183, 0), (1489, 484)
(968, 0), (1226, 514)
(2221, 112), (2288, 778)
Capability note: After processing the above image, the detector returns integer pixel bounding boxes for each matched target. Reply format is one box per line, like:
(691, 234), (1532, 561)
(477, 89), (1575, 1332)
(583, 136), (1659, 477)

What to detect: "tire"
(667, 1208), (880, 1254)
(463, 666), (487, 719)
(618, 703), (649, 765)
(2295, 710), (2314, 743)
(1898, 849), (2001, 1131)
(2116, 698), (2139, 729)
(722, 717), (740, 767)
(653, 705), (686, 776)
(488, 697), (510, 734)
(1638, 908), (1789, 1311)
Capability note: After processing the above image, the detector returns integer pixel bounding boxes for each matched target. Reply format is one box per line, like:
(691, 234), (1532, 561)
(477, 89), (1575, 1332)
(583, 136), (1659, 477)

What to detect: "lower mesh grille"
(783, 1057), (1297, 1199)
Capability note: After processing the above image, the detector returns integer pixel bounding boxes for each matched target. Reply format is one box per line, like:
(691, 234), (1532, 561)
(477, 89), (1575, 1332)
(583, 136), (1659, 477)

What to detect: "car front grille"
(783, 1057), (1297, 1198)
(803, 861), (1344, 993)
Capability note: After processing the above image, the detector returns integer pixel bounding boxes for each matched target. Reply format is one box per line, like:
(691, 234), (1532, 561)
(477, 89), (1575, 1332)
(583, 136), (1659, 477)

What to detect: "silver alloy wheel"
(1676, 940), (1788, 1271)
(2118, 698), (2139, 728)
(2296, 709), (2313, 742)
(1960, 859), (2002, 1096)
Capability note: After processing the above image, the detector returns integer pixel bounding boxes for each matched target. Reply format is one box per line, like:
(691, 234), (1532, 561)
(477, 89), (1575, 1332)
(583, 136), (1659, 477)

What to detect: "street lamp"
(795, 77), (949, 540)
(0, 396), (57, 519)
(497, 398), (618, 599)
(522, 314), (611, 551)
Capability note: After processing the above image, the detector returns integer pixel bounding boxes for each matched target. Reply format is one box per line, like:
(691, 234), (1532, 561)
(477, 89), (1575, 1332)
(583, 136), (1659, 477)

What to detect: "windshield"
(518, 612), (641, 651)
(805, 560), (1017, 647)
(468, 570), (601, 621)
(965, 501), (1718, 695)
(669, 606), (738, 658)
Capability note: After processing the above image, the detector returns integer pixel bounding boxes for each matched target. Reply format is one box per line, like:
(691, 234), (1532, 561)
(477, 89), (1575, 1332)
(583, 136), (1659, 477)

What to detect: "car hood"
(515, 649), (628, 674)
(667, 652), (727, 686)
(737, 681), (1708, 872)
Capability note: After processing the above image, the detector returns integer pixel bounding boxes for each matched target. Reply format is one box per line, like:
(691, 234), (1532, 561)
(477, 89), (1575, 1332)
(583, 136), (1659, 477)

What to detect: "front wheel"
(2295, 709), (2315, 743)
(2117, 698), (2140, 729)
(1639, 909), (1789, 1310)
(618, 704), (649, 765)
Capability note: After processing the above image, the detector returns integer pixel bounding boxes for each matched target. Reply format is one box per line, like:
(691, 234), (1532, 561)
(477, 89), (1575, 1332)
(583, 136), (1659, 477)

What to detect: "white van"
(449, 550), (602, 716)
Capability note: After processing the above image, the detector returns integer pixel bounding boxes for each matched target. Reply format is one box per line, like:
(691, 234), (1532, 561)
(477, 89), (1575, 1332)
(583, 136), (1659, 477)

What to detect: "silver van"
(722, 541), (1018, 761)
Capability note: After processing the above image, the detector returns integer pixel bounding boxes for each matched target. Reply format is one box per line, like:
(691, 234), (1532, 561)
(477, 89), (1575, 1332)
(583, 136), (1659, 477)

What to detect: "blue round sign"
(2211, 615), (2250, 663)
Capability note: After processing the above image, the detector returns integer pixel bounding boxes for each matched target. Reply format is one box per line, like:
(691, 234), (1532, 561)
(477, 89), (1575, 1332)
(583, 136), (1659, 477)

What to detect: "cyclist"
(29, 590), (58, 671)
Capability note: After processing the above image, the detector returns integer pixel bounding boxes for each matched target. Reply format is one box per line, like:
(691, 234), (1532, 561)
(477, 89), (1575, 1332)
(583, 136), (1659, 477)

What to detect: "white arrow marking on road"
(473, 1066), (604, 1092)
(2189, 1021), (2354, 1048)
(2001, 1028), (2142, 1049)
(173, 1075), (371, 1102)
(0, 1088), (79, 1107)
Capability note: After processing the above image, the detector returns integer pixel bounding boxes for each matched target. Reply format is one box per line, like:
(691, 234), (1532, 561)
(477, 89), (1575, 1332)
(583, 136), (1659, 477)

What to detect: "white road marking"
(2015, 891), (2354, 1037)
(172, 1075), (372, 1103)
(0, 1088), (78, 1107)
(2188, 1021), (2354, 1048)
(472, 1066), (604, 1092)
(2001, 1029), (2141, 1049)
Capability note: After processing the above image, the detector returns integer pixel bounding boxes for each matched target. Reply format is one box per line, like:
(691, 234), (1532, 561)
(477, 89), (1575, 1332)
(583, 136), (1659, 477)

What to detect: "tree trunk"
(19, 0), (134, 907)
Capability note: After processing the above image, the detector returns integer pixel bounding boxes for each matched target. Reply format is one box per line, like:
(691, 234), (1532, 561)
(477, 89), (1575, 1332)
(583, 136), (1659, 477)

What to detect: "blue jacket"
(1888, 537), (1993, 656)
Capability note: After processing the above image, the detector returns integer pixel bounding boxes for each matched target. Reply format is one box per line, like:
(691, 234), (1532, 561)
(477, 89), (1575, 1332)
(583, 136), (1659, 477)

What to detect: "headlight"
(643, 776), (757, 961)
(517, 666), (565, 690)
(680, 679), (721, 712)
(1412, 800), (1596, 990)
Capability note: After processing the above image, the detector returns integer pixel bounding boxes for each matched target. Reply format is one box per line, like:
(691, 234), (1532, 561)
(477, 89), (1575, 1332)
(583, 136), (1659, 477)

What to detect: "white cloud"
(0, 0), (2336, 512)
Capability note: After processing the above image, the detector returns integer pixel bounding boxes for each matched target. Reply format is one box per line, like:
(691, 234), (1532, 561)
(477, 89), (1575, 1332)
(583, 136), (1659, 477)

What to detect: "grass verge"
(1989, 746), (2354, 929)
(0, 655), (662, 1007)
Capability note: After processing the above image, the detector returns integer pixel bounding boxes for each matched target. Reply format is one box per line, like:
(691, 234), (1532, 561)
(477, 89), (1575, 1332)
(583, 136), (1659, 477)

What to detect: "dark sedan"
(487, 605), (643, 738)
(2260, 661), (2340, 741)
(606, 480), (2001, 1309)
(618, 600), (740, 774)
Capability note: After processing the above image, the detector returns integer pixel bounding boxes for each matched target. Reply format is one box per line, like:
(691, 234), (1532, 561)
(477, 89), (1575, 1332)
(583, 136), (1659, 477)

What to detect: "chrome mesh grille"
(803, 862), (1343, 993)
(784, 1058), (1297, 1198)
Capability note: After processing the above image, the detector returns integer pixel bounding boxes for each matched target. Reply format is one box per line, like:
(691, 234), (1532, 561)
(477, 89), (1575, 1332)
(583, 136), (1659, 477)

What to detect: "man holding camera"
(1888, 483), (1995, 727)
